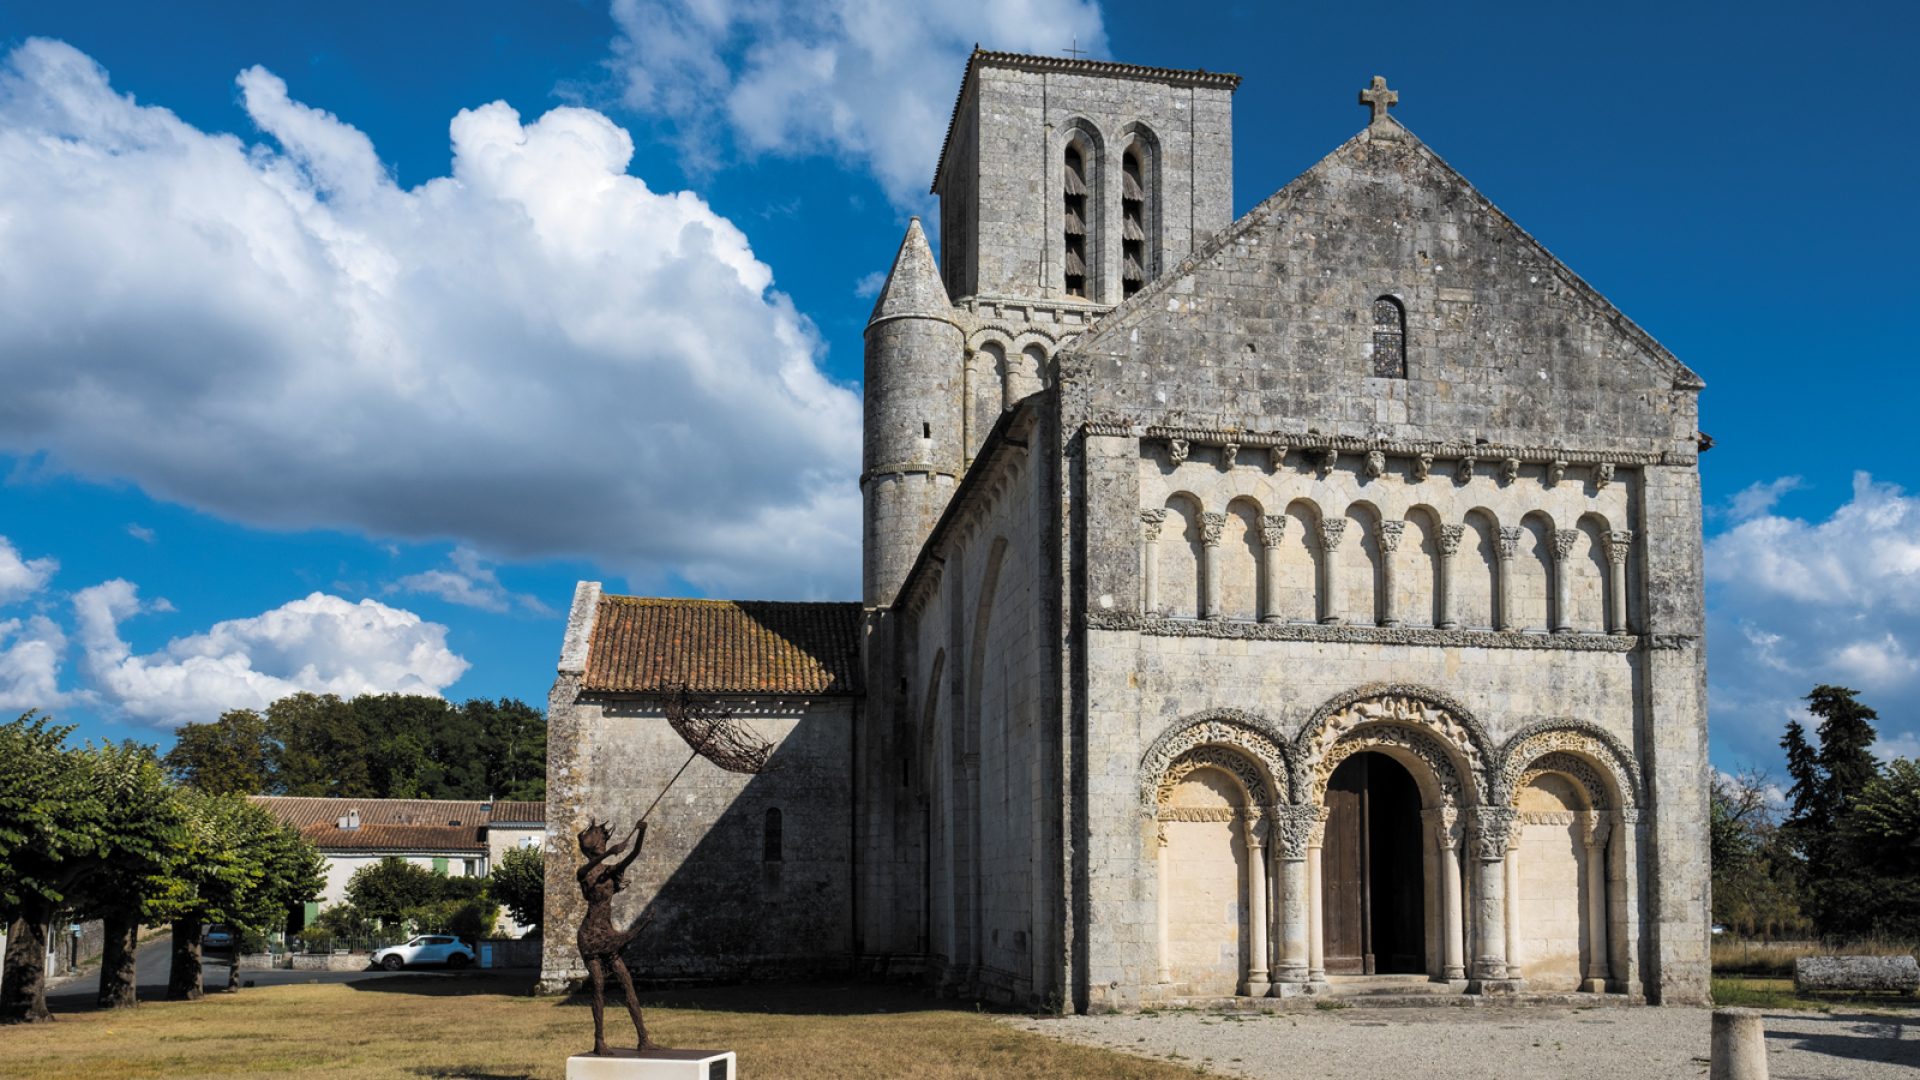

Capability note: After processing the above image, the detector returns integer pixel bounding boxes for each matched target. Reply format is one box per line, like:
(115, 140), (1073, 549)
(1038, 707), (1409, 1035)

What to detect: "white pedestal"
(565, 1049), (736, 1080)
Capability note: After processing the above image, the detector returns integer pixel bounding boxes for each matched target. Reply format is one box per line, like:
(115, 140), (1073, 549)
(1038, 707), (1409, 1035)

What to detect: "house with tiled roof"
(253, 796), (546, 937)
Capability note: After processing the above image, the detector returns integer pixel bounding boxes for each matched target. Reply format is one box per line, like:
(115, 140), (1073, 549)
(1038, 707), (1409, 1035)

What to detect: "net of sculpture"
(575, 688), (773, 1065)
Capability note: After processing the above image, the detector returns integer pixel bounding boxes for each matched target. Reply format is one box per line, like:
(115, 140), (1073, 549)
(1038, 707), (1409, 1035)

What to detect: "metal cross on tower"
(1359, 75), (1399, 125)
(1063, 37), (1087, 59)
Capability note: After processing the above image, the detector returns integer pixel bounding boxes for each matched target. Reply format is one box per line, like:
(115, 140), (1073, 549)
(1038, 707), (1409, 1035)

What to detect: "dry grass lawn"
(0, 975), (1207, 1080)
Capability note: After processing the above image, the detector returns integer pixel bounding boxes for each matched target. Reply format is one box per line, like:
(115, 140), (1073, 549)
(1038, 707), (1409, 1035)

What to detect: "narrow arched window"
(1122, 147), (1148, 299)
(763, 807), (783, 862)
(1372, 296), (1406, 378)
(1064, 145), (1090, 298)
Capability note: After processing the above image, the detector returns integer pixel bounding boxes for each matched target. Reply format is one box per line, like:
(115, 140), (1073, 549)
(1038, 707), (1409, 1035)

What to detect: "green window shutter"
(433, 857), (448, 875)
(303, 901), (319, 929)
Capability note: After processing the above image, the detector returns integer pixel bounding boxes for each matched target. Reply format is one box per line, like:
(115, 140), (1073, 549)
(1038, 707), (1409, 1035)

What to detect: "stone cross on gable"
(1359, 75), (1399, 126)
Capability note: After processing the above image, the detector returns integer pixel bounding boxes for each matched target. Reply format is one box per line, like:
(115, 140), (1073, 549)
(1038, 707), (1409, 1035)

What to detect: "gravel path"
(1007, 1005), (1920, 1079)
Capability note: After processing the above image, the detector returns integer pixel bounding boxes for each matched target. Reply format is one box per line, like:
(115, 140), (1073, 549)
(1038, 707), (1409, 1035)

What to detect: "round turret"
(863, 218), (964, 608)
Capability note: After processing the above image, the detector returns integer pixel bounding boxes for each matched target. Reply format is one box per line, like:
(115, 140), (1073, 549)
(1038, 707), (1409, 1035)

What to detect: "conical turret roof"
(868, 217), (952, 323)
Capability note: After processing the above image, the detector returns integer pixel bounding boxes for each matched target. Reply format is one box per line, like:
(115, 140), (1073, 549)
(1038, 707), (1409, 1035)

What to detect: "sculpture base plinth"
(566, 1048), (736, 1080)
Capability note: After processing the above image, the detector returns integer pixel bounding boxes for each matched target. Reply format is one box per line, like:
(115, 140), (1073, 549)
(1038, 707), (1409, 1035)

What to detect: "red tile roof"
(251, 796), (545, 854)
(582, 596), (862, 696)
(293, 821), (486, 854)
(487, 800), (545, 825)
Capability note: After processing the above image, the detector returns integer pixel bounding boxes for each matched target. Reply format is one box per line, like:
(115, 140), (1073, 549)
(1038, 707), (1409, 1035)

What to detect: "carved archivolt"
(1496, 720), (1641, 808)
(1295, 686), (1493, 807)
(1140, 710), (1292, 807)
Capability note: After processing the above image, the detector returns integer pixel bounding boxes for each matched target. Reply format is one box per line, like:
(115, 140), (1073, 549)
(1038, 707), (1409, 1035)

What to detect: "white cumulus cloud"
(391, 546), (553, 615)
(0, 615), (68, 713)
(0, 536), (58, 606)
(1706, 472), (1920, 769)
(72, 581), (470, 728)
(0, 39), (860, 600)
(608, 0), (1109, 206)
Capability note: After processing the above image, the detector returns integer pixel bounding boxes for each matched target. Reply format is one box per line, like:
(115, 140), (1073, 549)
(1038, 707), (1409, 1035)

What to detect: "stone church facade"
(541, 51), (1712, 1009)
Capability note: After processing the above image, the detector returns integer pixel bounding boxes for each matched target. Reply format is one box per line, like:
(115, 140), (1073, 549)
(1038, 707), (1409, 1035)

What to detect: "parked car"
(202, 924), (234, 949)
(372, 935), (474, 971)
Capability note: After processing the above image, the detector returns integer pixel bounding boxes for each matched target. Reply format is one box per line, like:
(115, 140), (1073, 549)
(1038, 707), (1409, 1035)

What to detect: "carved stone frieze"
(1260, 514), (1287, 549)
(1157, 805), (1242, 823)
(1139, 712), (1292, 808)
(1298, 690), (1491, 808)
(1082, 611), (1642, 653)
(1200, 512), (1227, 547)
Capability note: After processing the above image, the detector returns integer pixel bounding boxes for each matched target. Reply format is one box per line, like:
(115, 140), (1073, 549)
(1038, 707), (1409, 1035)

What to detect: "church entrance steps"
(1137, 985), (1644, 1013)
(1323, 974), (1459, 997)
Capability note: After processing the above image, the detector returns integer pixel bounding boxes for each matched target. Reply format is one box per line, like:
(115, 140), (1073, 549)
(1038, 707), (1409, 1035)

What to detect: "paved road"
(43, 938), (517, 1009)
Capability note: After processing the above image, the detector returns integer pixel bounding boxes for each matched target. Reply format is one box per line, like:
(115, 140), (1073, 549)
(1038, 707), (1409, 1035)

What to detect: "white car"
(372, 935), (475, 971)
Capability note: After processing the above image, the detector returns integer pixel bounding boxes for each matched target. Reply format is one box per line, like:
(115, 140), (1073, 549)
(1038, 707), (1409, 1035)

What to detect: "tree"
(162, 710), (271, 795)
(1807, 685), (1880, 811)
(1849, 757), (1920, 877)
(1778, 686), (1889, 935)
(489, 845), (545, 934)
(154, 791), (323, 1000)
(468, 698), (547, 801)
(73, 743), (185, 1009)
(1710, 769), (1805, 936)
(344, 858), (446, 925)
(267, 693), (373, 797)
(0, 714), (110, 1023)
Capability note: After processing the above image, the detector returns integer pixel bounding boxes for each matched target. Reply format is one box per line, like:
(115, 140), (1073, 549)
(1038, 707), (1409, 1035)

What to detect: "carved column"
(1436, 525), (1465, 630)
(1243, 816), (1270, 997)
(1155, 818), (1171, 984)
(1201, 512), (1226, 620)
(1259, 515), (1287, 623)
(1269, 804), (1315, 987)
(1504, 830), (1523, 981)
(1582, 813), (1612, 992)
(1425, 807), (1466, 981)
(1378, 520), (1405, 626)
(1496, 526), (1521, 632)
(1141, 509), (1167, 616)
(1307, 806), (1329, 983)
(1316, 518), (1347, 625)
(1468, 807), (1516, 989)
(1603, 530), (1633, 635)
(1550, 528), (1580, 634)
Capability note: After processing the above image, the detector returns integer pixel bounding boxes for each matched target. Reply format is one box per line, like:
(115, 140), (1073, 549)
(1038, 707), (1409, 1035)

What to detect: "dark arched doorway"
(1323, 752), (1425, 974)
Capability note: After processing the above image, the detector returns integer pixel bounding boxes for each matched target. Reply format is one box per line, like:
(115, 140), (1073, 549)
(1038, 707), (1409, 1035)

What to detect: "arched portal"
(1159, 765), (1251, 995)
(1322, 752), (1425, 974)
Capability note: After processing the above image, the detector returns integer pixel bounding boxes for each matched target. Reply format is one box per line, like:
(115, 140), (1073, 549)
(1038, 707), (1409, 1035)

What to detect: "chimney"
(343, 808), (360, 830)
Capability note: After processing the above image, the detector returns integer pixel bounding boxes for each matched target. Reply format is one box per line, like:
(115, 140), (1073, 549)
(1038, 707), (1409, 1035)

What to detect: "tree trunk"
(166, 919), (203, 1002)
(96, 913), (140, 1009)
(0, 912), (53, 1023)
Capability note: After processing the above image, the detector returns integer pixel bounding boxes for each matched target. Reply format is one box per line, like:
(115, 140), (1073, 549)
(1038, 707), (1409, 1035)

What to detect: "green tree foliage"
(0, 714), (111, 1023)
(72, 743), (186, 1009)
(162, 709), (272, 795)
(153, 791), (324, 1001)
(1709, 770), (1805, 936)
(489, 845), (545, 934)
(345, 857), (449, 925)
(161, 693), (544, 800)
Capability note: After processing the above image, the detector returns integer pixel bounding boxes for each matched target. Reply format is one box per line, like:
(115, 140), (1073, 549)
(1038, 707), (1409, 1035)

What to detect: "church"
(538, 50), (1712, 1010)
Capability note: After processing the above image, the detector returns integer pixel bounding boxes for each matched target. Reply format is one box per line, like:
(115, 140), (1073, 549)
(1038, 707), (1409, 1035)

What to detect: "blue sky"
(0, 1), (1912, 776)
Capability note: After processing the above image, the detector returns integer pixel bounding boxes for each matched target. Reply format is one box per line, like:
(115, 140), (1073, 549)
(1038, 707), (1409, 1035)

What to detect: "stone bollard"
(1710, 1007), (1768, 1080)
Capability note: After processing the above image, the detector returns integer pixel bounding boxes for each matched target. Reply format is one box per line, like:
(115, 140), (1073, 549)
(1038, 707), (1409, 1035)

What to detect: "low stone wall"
(288, 953), (375, 972)
(1794, 955), (1920, 993)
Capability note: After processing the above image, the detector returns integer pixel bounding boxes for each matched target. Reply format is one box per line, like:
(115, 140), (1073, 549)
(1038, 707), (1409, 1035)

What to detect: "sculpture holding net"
(576, 685), (774, 1055)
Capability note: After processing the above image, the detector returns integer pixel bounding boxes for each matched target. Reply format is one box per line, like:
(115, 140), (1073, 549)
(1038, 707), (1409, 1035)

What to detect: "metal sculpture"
(576, 686), (774, 1055)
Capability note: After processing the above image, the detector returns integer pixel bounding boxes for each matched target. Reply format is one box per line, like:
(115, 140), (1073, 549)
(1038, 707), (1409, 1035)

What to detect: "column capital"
(1437, 523), (1466, 556)
(1469, 806), (1518, 861)
(1267, 804), (1320, 859)
(1317, 518), (1347, 551)
(1200, 511), (1226, 547)
(1551, 528), (1581, 561)
(1140, 507), (1167, 541)
(1497, 526), (1522, 560)
(1604, 529), (1634, 565)
(1423, 806), (1463, 851)
(1379, 519), (1406, 552)
(1242, 815), (1266, 851)
(1581, 810), (1612, 849)
(1260, 514), (1287, 549)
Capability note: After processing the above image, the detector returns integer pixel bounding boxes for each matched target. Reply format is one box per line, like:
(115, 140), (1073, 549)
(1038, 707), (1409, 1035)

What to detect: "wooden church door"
(1322, 753), (1426, 975)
